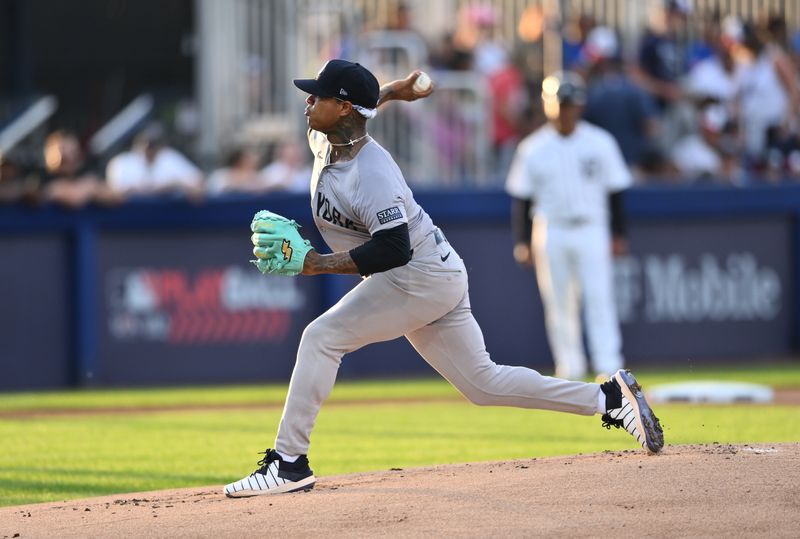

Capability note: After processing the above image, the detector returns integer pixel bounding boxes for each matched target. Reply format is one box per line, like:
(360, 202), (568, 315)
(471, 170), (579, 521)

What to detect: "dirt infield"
(1, 443), (797, 539)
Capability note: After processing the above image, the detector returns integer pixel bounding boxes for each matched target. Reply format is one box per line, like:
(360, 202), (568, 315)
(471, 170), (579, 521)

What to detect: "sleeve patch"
(376, 206), (403, 225)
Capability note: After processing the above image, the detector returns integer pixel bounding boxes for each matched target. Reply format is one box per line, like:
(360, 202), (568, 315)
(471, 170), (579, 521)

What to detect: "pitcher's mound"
(2, 443), (798, 538)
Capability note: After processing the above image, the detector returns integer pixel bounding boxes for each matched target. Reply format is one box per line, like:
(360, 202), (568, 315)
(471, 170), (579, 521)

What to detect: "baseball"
(413, 71), (432, 93)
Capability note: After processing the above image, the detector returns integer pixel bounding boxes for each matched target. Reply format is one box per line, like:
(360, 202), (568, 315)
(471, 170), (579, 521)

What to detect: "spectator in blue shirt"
(562, 13), (595, 70)
(583, 27), (659, 172)
(634, 0), (691, 109)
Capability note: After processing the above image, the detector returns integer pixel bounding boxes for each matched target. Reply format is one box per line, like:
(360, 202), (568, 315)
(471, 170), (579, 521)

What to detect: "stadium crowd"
(435, 0), (800, 186)
(2, 0), (800, 208)
(0, 124), (313, 208)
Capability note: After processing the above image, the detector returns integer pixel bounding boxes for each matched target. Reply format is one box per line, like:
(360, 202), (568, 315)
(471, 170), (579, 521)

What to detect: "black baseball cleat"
(600, 369), (664, 454)
(224, 448), (316, 497)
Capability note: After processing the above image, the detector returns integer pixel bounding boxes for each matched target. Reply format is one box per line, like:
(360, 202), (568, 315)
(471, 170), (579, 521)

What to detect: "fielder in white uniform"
(506, 71), (632, 381)
(224, 61), (662, 498)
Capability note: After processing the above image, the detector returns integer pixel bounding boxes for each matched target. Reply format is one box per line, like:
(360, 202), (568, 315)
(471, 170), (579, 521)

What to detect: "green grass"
(1, 363), (799, 507)
(0, 378), (456, 411)
(1, 364), (798, 412)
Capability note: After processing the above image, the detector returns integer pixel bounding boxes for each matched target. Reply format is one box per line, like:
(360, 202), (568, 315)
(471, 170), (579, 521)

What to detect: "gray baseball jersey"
(307, 130), (436, 254)
(274, 129), (603, 456)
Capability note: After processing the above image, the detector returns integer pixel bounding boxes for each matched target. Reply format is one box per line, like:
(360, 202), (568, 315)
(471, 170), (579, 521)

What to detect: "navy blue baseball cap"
(293, 59), (380, 109)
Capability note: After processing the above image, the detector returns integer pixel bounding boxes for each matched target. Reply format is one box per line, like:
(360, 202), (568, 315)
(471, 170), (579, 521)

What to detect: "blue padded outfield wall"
(1, 185), (799, 390)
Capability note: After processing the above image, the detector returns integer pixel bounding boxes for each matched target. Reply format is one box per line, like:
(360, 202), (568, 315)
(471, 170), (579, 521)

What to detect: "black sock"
(600, 379), (622, 411)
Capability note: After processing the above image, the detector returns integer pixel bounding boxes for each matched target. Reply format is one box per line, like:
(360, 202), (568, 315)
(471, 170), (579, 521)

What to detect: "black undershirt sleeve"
(511, 197), (533, 245)
(349, 223), (412, 276)
(609, 191), (627, 237)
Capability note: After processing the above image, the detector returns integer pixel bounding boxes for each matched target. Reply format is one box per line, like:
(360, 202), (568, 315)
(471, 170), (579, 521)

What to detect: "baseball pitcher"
(223, 60), (662, 498)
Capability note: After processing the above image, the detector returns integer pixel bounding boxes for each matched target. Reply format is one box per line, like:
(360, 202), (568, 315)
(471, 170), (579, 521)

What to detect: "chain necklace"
(329, 133), (370, 147)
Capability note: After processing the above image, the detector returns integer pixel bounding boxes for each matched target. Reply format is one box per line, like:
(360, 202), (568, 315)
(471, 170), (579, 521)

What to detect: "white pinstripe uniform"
(505, 120), (632, 379)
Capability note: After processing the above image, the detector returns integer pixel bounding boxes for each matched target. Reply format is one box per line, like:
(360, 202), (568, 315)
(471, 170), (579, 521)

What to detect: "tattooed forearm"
(377, 72), (432, 107)
(377, 81), (398, 107)
(302, 251), (360, 275)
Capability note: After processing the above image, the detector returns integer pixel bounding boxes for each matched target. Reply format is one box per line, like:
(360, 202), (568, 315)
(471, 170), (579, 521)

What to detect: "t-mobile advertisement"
(445, 217), (793, 370)
(615, 217), (792, 360)
(97, 231), (322, 385)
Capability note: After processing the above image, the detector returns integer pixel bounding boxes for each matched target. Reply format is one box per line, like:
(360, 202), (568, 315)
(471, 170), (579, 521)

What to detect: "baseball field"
(2, 363), (799, 537)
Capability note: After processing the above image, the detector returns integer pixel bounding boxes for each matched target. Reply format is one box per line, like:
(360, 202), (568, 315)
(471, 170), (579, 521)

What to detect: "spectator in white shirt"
(686, 16), (742, 108)
(671, 104), (743, 184)
(737, 20), (800, 159)
(261, 139), (312, 193)
(207, 147), (270, 195)
(106, 123), (204, 199)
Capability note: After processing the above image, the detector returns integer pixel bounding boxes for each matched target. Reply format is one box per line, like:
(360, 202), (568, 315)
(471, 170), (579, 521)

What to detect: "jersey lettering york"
(306, 130), (437, 254)
(376, 207), (402, 225)
(316, 192), (357, 230)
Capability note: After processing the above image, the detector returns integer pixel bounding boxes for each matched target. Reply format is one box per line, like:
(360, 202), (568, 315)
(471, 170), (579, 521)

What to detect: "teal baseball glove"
(250, 210), (314, 276)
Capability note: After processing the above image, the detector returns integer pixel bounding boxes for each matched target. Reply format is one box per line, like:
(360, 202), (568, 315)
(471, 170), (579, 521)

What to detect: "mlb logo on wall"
(106, 266), (305, 344)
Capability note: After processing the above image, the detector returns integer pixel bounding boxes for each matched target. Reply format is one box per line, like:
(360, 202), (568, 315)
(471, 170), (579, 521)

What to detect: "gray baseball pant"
(275, 247), (602, 456)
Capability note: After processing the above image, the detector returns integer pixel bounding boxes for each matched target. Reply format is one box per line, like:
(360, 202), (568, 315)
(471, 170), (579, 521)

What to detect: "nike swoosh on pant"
(440, 252), (451, 262)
